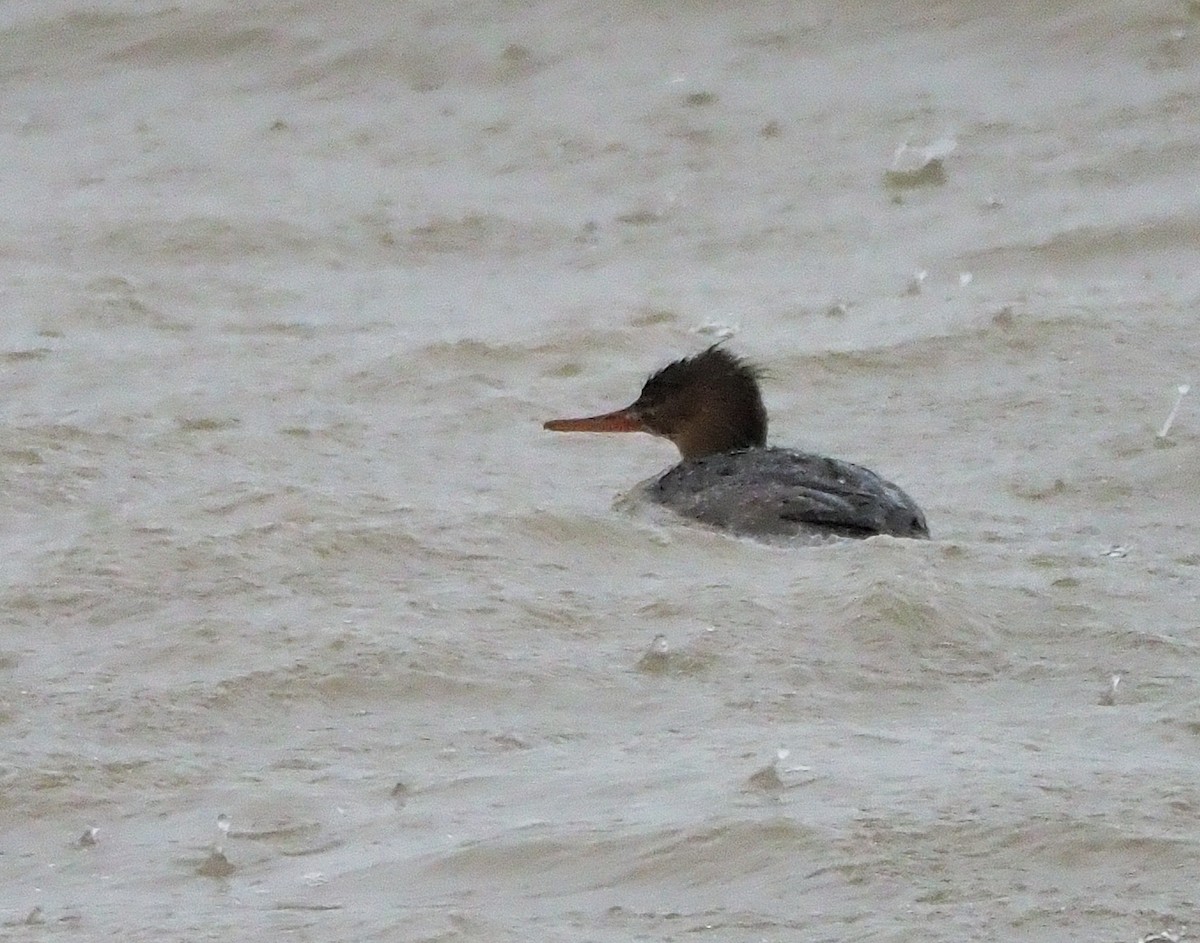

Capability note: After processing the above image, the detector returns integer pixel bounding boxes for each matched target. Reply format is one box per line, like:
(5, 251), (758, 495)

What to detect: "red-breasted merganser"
(544, 345), (929, 541)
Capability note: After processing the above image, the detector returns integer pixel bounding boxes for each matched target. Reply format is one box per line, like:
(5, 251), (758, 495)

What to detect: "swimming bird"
(544, 345), (929, 541)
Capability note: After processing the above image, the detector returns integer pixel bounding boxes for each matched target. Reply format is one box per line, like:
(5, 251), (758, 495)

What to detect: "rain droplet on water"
(636, 634), (670, 674)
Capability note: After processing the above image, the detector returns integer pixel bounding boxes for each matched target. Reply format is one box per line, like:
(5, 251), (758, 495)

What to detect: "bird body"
(545, 345), (928, 541)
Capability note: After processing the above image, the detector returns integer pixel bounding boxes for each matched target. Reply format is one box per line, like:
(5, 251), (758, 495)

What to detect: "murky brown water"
(3, 1), (1199, 939)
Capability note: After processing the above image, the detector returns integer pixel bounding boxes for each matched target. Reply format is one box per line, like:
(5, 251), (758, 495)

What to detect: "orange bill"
(544, 407), (644, 433)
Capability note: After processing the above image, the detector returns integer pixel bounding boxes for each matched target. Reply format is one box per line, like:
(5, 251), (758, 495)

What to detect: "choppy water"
(3, 1), (1199, 940)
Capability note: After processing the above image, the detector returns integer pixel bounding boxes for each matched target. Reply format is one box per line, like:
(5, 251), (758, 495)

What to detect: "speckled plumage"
(646, 446), (929, 540)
